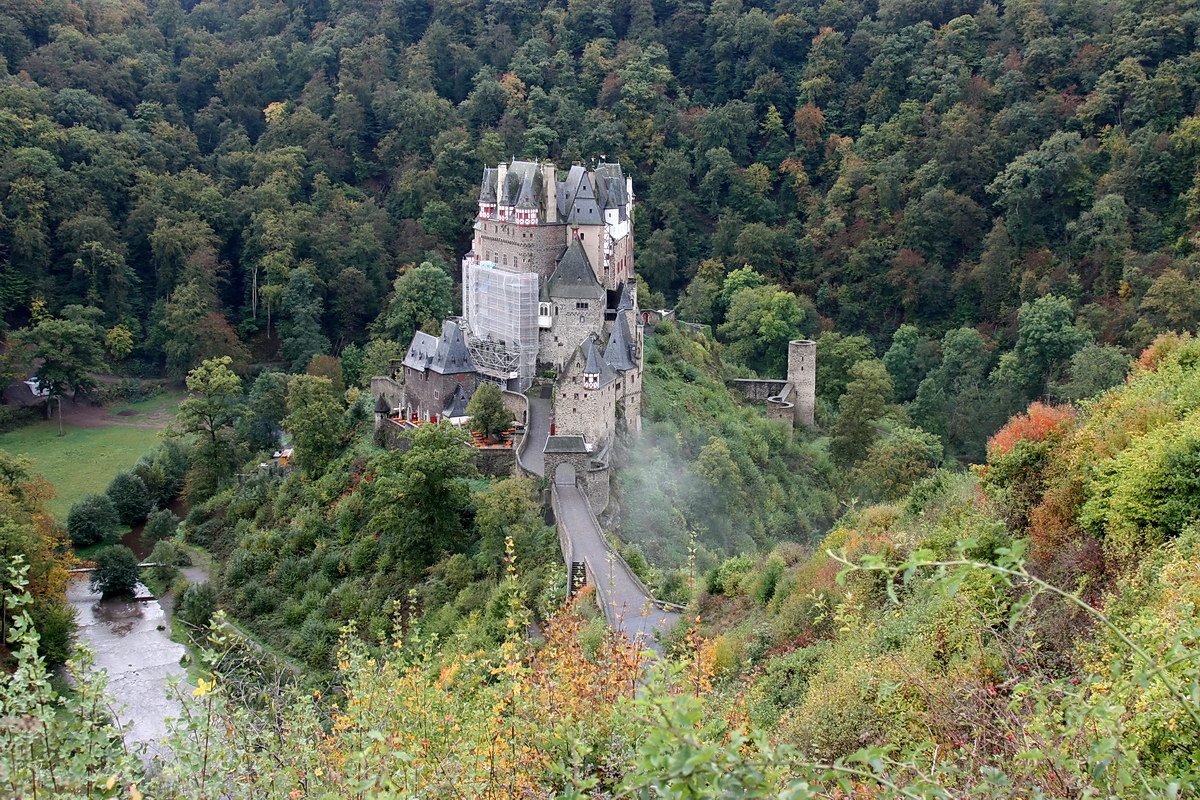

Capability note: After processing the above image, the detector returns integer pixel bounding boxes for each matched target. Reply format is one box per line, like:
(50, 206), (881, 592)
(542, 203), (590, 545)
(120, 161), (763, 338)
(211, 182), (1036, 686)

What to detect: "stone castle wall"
(540, 304), (605, 370)
(729, 379), (790, 403)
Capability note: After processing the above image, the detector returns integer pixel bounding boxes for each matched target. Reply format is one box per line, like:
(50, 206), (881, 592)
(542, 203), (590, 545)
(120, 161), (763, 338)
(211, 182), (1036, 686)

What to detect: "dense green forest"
(2, 0), (1199, 394)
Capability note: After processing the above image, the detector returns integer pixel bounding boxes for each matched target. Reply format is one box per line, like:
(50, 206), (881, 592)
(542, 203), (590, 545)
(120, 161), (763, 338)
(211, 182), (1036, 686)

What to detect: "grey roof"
(576, 336), (618, 389)
(501, 160), (541, 205)
(479, 168), (497, 202)
(443, 384), (471, 418)
(544, 435), (589, 454)
(565, 172), (602, 225)
(594, 162), (628, 211)
(547, 240), (604, 300)
(604, 314), (637, 371)
(614, 281), (634, 312)
(401, 320), (476, 375)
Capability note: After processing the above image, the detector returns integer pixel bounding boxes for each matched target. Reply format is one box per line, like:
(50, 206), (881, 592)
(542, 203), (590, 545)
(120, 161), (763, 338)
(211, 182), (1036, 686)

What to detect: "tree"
(157, 281), (250, 377)
(67, 493), (120, 547)
(815, 332), (875, 405)
(12, 316), (107, 401)
(105, 470), (151, 526)
(849, 426), (943, 502)
(991, 295), (1089, 403)
(177, 582), (217, 632)
(830, 359), (894, 468)
(143, 508), (180, 546)
(466, 383), (511, 441)
(374, 263), (454, 345)
(172, 357), (245, 498)
(717, 284), (816, 375)
(89, 545), (140, 597)
(883, 325), (936, 403)
(1053, 344), (1131, 401)
(368, 424), (475, 569)
(282, 374), (345, 471)
(1140, 269), (1200, 331)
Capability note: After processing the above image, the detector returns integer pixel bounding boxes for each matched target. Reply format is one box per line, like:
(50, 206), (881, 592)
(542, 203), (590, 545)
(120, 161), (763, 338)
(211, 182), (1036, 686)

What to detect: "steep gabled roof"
(402, 321), (476, 375)
(603, 314), (637, 371)
(565, 172), (602, 225)
(442, 383), (471, 418)
(546, 239), (604, 300)
(571, 336), (617, 389)
(479, 168), (497, 202)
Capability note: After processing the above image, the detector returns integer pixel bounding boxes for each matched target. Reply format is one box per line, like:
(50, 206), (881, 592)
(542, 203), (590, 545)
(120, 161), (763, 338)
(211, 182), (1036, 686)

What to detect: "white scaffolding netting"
(462, 259), (539, 382)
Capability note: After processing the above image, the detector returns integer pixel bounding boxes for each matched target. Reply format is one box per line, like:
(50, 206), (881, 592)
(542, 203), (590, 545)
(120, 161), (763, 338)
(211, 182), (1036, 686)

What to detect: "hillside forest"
(3, 0), (1200, 795)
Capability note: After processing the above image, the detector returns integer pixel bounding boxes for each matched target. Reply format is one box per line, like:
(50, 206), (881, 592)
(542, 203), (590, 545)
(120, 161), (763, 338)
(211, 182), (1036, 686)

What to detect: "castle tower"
(788, 339), (816, 427)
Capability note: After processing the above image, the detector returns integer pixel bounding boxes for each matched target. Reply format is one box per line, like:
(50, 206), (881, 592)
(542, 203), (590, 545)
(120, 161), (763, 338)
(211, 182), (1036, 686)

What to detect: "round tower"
(788, 339), (816, 427)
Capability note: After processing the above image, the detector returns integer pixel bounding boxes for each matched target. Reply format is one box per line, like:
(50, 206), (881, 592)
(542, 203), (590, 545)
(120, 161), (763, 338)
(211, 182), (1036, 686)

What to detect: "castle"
(375, 159), (645, 498)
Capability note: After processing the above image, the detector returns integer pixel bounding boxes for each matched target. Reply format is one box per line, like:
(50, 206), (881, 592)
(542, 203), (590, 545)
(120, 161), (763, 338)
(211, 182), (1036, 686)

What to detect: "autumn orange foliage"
(986, 402), (1076, 459)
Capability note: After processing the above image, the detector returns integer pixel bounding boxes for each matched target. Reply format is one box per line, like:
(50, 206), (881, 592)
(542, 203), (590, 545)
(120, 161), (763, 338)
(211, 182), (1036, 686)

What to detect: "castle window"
(562, 393), (567, 399)
(574, 393), (579, 400)
(575, 302), (589, 310)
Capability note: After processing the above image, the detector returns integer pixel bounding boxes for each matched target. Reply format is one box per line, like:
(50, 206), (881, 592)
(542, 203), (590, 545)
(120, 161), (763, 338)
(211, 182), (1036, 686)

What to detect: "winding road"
(518, 391), (679, 650)
(554, 483), (680, 651)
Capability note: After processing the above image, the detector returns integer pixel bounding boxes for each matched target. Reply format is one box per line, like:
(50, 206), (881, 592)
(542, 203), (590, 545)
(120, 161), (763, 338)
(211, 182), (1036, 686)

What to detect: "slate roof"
(546, 239), (605, 300)
(442, 383), (471, 418)
(614, 280), (634, 312)
(401, 320), (476, 375)
(603, 314), (637, 371)
(544, 435), (589, 454)
(479, 168), (497, 202)
(573, 336), (618, 389)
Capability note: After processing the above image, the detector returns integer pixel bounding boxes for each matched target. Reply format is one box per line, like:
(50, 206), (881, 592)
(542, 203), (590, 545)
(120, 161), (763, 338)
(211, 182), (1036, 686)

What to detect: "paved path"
(554, 484), (679, 651)
(521, 396), (550, 477)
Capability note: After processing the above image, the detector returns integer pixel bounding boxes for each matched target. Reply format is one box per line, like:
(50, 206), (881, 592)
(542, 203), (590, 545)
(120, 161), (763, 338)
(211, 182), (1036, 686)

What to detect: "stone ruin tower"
(788, 339), (816, 427)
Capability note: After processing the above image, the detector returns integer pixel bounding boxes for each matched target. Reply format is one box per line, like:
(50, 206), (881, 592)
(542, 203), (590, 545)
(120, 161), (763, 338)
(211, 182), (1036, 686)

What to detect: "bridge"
(515, 391), (680, 652)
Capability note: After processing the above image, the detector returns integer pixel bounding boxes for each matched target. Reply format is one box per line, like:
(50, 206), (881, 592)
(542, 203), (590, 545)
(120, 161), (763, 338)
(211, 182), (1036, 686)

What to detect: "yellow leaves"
(105, 775), (117, 790)
(129, 786), (143, 800)
(263, 101), (288, 124)
(192, 677), (215, 697)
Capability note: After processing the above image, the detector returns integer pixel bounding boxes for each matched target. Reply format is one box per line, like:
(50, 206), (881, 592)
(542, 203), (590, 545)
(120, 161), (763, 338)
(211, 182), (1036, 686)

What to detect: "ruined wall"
(729, 379), (790, 403)
(370, 376), (405, 412)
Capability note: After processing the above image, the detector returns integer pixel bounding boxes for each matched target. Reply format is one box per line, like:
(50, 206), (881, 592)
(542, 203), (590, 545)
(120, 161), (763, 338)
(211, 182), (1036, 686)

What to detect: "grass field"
(0, 395), (180, 520)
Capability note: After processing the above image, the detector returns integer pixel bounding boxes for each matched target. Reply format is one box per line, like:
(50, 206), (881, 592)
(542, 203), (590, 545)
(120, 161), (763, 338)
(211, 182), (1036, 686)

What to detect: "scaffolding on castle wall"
(461, 258), (539, 385)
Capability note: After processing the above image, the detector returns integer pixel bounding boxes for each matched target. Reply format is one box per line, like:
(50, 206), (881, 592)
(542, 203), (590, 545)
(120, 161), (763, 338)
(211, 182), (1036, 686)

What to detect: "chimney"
(497, 161), (509, 204)
(543, 162), (557, 223)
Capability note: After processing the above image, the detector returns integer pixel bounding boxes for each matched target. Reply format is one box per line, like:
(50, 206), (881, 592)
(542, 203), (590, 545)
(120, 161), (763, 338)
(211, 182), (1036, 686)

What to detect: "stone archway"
(554, 461), (577, 486)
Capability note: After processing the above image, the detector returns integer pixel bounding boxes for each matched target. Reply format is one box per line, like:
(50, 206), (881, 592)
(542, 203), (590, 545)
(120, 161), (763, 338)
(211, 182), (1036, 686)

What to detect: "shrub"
(106, 470), (152, 525)
(67, 493), (120, 547)
(143, 508), (180, 545)
(148, 539), (189, 586)
(89, 545), (140, 597)
(177, 582), (217, 631)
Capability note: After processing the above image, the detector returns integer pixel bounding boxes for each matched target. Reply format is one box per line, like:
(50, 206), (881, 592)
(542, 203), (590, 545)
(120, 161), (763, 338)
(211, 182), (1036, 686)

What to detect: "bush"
(106, 470), (152, 525)
(143, 508), (180, 545)
(67, 493), (120, 547)
(89, 545), (140, 597)
(147, 539), (189, 586)
(177, 582), (217, 631)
